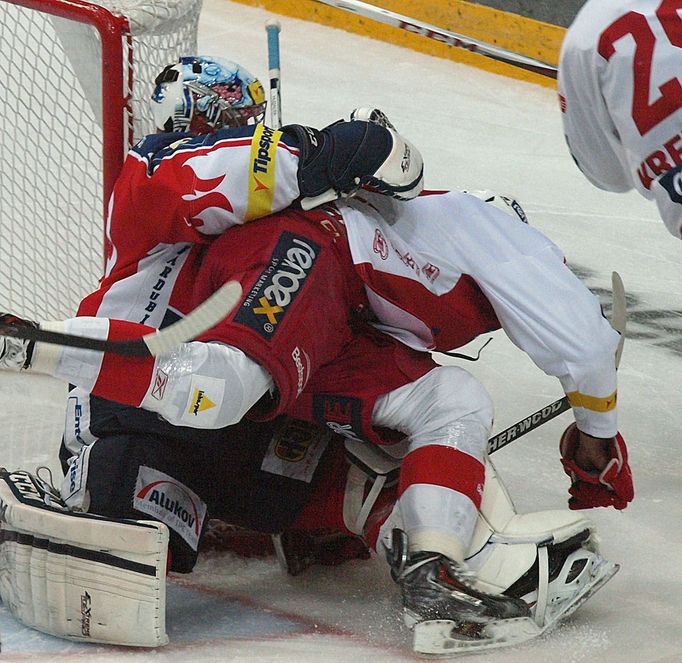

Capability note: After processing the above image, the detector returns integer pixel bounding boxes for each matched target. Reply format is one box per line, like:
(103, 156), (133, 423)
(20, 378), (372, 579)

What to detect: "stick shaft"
(0, 281), (242, 357)
(265, 20), (282, 128)
(311, 0), (557, 79)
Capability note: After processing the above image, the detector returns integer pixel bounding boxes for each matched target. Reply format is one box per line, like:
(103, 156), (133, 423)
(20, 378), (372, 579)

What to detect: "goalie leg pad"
(0, 469), (169, 647)
(463, 459), (618, 632)
(342, 438), (400, 536)
(466, 459), (598, 594)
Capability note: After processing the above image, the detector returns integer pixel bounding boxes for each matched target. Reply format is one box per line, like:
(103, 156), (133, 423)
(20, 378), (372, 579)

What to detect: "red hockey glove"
(559, 423), (634, 510)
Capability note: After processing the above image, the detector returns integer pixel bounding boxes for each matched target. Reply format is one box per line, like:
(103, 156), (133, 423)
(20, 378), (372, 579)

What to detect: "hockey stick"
(265, 19), (282, 128)
(487, 272), (626, 454)
(310, 0), (557, 79)
(0, 280), (243, 357)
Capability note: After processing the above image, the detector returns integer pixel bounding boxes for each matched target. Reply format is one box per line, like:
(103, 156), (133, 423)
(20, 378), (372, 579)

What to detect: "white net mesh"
(0, 0), (201, 465)
(1, 9), (103, 321)
(0, 0), (201, 321)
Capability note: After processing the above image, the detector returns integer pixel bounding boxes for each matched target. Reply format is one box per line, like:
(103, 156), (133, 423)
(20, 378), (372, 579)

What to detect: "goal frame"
(1, 0), (201, 321)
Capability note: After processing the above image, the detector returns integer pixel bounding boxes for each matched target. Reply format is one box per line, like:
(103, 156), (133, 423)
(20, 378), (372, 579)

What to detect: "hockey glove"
(281, 120), (423, 210)
(0, 313), (37, 370)
(560, 422), (634, 510)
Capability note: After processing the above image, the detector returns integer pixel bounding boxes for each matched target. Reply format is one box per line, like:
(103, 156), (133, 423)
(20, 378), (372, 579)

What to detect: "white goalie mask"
(151, 55), (266, 134)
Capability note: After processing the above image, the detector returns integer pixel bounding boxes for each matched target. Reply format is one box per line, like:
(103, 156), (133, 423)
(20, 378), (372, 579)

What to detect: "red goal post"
(0, 0), (202, 321)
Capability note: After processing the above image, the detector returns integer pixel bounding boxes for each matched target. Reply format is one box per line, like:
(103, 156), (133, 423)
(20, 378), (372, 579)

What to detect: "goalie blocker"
(0, 468), (169, 647)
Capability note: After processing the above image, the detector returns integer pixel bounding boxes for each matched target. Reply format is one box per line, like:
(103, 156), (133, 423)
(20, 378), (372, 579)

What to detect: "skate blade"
(541, 559), (620, 631)
(412, 616), (542, 656)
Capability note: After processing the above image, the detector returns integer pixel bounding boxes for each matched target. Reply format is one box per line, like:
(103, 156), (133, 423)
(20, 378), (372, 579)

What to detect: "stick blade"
(143, 280), (242, 356)
(610, 271), (626, 367)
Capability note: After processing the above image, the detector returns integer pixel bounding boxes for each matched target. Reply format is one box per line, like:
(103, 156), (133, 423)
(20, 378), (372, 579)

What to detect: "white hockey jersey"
(338, 192), (620, 438)
(559, 0), (682, 238)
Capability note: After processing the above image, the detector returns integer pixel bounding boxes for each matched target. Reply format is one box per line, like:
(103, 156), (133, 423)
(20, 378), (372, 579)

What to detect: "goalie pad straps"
(466, 459), (597, 597)
(342, 439), (400, 536)
(0, 469), (169, 647)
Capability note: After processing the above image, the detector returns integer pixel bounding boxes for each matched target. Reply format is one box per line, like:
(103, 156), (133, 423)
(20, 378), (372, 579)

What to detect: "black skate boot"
(389, 529), (540, 655)
(273, 529), (371, 576)
(0, 313), (38, 370)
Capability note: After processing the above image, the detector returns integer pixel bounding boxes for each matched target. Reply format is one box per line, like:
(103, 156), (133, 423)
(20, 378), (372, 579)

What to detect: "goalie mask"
(152, 56), (266, 134)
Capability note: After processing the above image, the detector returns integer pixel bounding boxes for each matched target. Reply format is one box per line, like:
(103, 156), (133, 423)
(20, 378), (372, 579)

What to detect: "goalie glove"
(559, 423), (634, 510)
(282, 119), (424, 210)
(0, 313), (37, 370)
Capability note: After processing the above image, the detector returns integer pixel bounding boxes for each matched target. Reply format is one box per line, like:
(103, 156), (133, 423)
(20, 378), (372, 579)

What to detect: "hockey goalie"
(0, 415), (619, 655)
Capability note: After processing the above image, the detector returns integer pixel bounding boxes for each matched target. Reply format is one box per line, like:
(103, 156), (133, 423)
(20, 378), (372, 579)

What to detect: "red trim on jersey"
(92, 319), (157, 405)
(276, 141), (300, 157)
(356, 264), (500, 352)
(399, 445), (484, 509)
(211, 133), (299, 155)
(77, 258), (145, 316)
(145, 134), (299, 160)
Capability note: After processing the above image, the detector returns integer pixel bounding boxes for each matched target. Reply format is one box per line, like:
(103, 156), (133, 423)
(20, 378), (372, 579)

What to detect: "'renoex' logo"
(235, 232), (320, 339)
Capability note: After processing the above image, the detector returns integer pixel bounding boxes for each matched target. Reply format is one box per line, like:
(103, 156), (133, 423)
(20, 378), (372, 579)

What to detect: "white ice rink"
(2, 1), (682, 661)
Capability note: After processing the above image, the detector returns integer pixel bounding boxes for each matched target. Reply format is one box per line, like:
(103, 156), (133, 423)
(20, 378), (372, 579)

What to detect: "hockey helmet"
(152, 55), (266, 133)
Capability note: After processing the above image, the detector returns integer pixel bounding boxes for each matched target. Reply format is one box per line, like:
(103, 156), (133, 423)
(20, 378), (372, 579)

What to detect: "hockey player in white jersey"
(0, 57), (632, 655)
(559, 0), (682, 238)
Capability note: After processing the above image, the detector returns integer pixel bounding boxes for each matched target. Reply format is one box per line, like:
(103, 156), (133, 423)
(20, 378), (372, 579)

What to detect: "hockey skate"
(395, 526), (618, 656)
(386, 452), (622, 656)
(389, 529), (541, 655)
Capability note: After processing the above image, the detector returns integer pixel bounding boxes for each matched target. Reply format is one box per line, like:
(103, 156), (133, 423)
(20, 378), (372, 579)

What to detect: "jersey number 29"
(598, 0), (682, 136)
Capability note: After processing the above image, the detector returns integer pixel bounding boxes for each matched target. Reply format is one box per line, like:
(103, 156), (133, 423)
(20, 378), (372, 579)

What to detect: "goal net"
(0, 0), (202, 469)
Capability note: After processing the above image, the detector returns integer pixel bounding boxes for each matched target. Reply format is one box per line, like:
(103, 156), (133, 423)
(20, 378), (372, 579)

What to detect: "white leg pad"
(466, 459), (596, 594)
(0, 469), (169, 647)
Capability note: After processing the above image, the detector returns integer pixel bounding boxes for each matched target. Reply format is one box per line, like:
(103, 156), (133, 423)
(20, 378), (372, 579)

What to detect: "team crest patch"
(261, 418), (331, 482)
(234, 232), (320, 339)
(312, 394), (365, 443)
